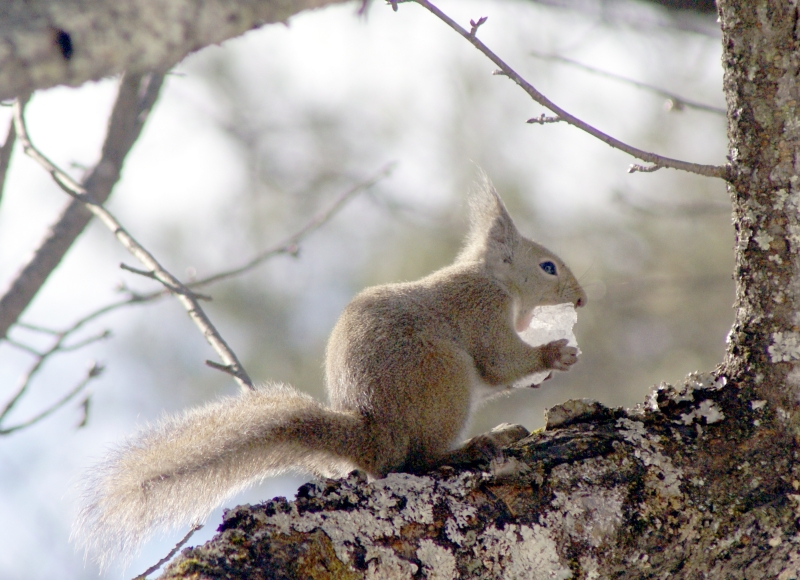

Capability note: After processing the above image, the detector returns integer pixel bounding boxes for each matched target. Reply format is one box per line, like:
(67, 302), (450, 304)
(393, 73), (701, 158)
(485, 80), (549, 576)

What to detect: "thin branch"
(77, 395), (91, 428)
(119, 264), (213, 300)
(0, 320), (100, 425)
(9, 327), (112, 355)
(205, 360), (239, 376)
(1, 163), (391, 395)
(4, 337), (44, 356)
(612, 189), (730, 218)
(628, 163), (663, 174)
(0, 97), (24, 209)
(14, 321), (63, 335)
(58, 329), (112, 352)
(12, 99), (255, 393)
(0, 72), (165, 341)
(411, 0), (729, 180)
(118, 263), (159, 279)
(1, 300), (132, 433)
(469, 16), (487, 37)
(195, 162), (395, 288)
(0, 363), (103, 435)
(0, 163), (391, 433)
(132, 523), (203, 580)
(529, 51), (726, 116)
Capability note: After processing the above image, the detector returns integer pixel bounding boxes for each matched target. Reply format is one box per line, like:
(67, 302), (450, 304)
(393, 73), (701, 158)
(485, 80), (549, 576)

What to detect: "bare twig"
(5, 337), (44, 356)
(612, 190), (730, 218)
(195, 162), (394, 288)
(529, 51), (726, 116)
(3, 163), (389, 398)
(412, 0), (729, 180)
(0, 363), (103, 435)
(0, 97), (24, 208)
(132, 523), (203, 580)
(0, 318), (111, 428)
(119, 263), (159, 279)
(57, 329), (112, 352)
(5, 328), (109, 356)
(7, 105), (390, 396)
(119, 263), (213, 300)
(15, 321), (62, 335)
(469, 16), (487, 37)
(0, 163), (391, 433)
(12, 99), (255, 393)
(628, 163), (663, 174)
(205, 360), (239, 376)
(0, 73), (165, 340)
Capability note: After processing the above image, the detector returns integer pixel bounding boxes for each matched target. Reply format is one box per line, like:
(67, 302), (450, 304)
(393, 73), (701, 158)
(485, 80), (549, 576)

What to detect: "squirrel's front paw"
(540, 339), (579, 371)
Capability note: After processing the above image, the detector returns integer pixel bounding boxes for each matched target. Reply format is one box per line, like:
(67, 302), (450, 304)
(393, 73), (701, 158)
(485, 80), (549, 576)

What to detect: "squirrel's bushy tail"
(73, 383), (362, 569)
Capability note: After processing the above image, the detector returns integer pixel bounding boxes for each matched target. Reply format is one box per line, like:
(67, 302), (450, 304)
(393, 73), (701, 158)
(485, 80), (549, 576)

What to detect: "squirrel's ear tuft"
(457, 170), (519, 265)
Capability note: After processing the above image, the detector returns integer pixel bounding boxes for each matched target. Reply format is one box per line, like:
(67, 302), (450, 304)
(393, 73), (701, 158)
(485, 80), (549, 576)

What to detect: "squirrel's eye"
(539, 261), (557, 276)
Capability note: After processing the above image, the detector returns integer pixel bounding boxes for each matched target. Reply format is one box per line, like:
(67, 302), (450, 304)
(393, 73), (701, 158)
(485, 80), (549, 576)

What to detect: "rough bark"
(0, 0), (348, 102)
(159, 376), (799, 579)
(721, 0), (800, 425)
(153, 0), (800, 578)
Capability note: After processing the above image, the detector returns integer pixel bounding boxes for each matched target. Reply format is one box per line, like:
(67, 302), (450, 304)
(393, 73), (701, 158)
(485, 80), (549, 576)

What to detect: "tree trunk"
(157, 1), (800, 578)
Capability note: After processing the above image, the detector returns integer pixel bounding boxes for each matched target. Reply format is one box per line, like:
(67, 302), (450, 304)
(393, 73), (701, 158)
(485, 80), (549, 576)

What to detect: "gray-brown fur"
(74, 174), (586, 568)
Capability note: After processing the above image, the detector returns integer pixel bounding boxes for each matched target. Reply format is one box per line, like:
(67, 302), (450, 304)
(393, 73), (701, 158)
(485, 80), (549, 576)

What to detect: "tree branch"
(195, 163), (395, 288)
(0, 163), (387, 432)
(161, 373), (796, 579)
(0, 362), (103, 435)
(0, 0), (350, 101)
(0, 72), (164, 340)
(529, 51), (726, 116)
(0, 99), (22, 209)
(37, 163), (393, 327)
(11, 98), (255, 392)
(132, 523), (203, 580)
(411, 0), (730, 180)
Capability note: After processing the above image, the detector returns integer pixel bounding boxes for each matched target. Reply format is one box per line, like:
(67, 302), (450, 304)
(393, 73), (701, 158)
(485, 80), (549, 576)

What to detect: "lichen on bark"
(158, 372), (800, 579)
(721, 0), (800, 419)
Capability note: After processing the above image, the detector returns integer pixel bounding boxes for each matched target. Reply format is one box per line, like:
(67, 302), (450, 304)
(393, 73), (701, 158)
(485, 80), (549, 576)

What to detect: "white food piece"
(513, 303), (580, 388)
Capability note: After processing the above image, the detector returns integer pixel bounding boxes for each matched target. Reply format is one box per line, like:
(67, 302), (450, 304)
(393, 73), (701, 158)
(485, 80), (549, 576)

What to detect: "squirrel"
(73, 174), (586, 568)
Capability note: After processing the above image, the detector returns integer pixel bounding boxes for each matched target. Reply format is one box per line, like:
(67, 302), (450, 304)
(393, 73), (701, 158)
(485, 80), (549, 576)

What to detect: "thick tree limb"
(0, 0), (349, 102)
(0, 72), (163, 340)
(160, 374), (799, 579)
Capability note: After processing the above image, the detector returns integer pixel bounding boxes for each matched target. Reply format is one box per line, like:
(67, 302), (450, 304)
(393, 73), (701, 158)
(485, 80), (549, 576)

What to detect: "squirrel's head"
(456, 172), (586, 311)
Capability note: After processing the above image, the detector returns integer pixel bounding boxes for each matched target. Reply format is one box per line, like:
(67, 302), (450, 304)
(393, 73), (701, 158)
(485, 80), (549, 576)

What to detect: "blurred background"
(0, 0), (730, 577)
